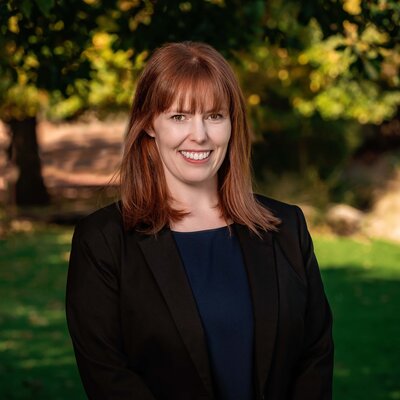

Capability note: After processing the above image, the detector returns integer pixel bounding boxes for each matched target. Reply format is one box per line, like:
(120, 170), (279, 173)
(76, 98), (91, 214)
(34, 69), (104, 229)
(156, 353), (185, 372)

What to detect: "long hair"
(119, 41), (281, 236)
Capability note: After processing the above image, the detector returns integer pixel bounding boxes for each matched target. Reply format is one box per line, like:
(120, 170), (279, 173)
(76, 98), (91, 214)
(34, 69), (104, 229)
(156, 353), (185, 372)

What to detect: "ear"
(145, 126), (156, 138)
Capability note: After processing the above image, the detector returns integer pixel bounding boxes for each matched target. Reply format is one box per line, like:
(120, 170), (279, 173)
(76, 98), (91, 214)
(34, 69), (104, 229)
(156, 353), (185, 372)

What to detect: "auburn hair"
(119, 41), (281, 236)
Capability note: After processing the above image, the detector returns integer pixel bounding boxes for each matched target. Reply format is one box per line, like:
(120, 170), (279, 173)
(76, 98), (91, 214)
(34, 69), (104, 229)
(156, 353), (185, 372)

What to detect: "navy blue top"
(172, 224), (255, 400)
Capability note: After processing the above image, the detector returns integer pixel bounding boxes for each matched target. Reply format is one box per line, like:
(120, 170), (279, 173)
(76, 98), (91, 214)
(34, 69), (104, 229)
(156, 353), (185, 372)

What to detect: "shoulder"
(75, 201), (122, 231)
(253, 195), (315, 285)
(254, 193), (298, 218)
(253, 193), (305, 230)
(69, 202), (126, 275)
(253, 193), (310, 252)
(72, 201), (124, 248)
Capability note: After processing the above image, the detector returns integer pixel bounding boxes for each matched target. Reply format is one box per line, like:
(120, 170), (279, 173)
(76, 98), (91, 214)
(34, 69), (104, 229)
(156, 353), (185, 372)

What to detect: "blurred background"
(0, 0), (399, 398)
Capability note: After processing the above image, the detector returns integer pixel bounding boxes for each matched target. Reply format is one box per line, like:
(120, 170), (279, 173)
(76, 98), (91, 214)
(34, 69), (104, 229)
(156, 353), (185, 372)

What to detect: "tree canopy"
(1, 0), (398, 123)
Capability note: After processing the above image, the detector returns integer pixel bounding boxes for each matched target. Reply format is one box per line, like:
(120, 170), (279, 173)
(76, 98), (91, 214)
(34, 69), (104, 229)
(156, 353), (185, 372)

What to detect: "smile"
(179, 150), (212, 161)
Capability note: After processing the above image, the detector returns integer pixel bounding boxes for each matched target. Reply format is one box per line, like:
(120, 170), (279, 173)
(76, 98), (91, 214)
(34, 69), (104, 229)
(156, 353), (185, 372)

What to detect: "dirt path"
(0, 118), (126, 203)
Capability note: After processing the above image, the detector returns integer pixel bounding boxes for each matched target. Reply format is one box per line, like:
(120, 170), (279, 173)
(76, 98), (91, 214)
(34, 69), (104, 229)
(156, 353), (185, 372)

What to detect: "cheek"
(221, 130), (232, 149)
(212, 124), (231, 147)
(155, 127), (180, 150)
(223, 121), (232, 143)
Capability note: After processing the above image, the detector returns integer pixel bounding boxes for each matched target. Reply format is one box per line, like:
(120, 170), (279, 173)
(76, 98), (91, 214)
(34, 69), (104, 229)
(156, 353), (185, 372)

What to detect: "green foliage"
(230, 0), (400, 206)
(1, 0), (99, 93)
(48, 32), (144, 119)
(293, 19), (400, 124)
(0, 0), (99, 119)
(1, 0), (398, 123)
(0, 83), (45, 120)
(105, 0), (266, 56)
(0, 0), (267, 120)
(238, 1), (400, 126)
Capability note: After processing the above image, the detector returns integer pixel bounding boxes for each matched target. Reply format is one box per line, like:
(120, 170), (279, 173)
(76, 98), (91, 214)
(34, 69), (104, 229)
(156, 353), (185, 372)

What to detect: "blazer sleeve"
(289, 206), (334, 400)
(65, 222), (157, 400)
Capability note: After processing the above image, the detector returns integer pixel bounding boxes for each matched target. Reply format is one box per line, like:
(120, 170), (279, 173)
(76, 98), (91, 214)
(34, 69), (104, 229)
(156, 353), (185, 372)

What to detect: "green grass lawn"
(0, 226), (399, 399)
(314, 234), (400, 400)
(0, 226), (84, 400)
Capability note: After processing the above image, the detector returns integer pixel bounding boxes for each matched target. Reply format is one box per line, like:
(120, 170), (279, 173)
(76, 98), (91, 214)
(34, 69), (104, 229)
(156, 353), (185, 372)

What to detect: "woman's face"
(147, 96), (231, 193)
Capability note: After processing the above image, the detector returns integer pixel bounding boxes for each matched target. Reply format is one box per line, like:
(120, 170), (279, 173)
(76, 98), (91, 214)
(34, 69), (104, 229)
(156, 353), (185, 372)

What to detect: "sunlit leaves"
(0, 0), (398, 125)
(8, 15), (20, 33)
(0, 84), (46, 120)
(250, 1), (400, 125)
(0, 0), (267, 121)
(248, 94), (261, 106)
(47, 32), (139, 119)
(343, 0), (362, 16)
(296, 80), (400, 124)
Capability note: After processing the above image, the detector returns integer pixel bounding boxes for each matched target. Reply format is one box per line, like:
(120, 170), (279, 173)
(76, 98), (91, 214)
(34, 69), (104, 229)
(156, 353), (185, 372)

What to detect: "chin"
(182, 176), (215, 185)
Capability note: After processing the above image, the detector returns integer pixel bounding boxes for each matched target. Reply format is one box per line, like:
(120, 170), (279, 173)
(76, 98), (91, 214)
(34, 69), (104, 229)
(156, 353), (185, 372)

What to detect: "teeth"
(180, 151), (211, 160)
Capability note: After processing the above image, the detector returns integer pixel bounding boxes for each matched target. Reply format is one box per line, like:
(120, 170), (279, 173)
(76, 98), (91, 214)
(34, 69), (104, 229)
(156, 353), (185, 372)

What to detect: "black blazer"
(66, 194), (334, 400)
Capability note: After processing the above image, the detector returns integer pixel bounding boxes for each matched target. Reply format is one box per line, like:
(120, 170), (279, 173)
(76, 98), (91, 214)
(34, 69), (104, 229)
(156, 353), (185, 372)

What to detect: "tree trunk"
(8, 117), (50, 206)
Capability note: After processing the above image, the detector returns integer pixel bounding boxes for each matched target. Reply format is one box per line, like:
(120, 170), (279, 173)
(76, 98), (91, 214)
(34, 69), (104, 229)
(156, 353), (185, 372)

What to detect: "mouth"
(179, 150), (212, 161)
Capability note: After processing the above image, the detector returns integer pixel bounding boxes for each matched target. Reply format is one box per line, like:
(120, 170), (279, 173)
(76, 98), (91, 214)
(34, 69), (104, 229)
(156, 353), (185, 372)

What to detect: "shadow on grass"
(0, 228), (86, 399)
(1, 315), (84, 399)
(321, 267), (400, 400)
(0, 229), (399, 399)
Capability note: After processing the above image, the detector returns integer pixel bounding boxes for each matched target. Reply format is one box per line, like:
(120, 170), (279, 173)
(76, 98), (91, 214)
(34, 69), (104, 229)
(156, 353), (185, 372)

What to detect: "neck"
(167, 179), (220, 212)
(166, 176), (233, 232)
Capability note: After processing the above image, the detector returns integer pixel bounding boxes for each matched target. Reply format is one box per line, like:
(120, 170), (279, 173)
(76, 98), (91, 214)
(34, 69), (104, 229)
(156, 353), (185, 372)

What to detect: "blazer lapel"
(138, 228), (215, 398)
(234, 224), (279, 397)
(138, 224), (279, 399)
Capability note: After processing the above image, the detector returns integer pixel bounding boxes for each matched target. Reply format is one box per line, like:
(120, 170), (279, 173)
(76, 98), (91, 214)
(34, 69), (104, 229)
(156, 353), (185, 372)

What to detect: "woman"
(66, 41), (334, 400)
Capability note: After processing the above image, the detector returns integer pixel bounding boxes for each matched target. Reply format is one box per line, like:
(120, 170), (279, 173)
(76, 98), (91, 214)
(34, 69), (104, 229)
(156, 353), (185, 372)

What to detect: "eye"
(171, 114), (186, 122)
(207, 113), (224, 121)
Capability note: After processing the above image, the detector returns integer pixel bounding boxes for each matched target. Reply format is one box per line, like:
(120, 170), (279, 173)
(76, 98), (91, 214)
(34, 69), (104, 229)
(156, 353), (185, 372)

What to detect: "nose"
(189, 115), (207, 142)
